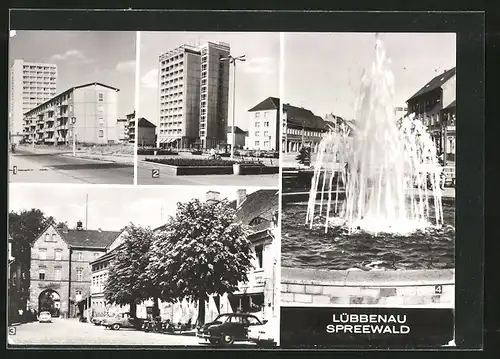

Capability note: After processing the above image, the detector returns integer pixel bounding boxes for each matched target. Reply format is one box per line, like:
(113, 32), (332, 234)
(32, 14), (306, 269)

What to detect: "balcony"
(46, 127), (55, 133)
(58, 124), (69, 130)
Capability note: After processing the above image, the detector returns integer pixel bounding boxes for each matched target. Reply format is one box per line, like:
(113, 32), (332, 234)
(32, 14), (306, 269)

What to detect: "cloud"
(50, 49), (95, 64)
(116, 60), (136, 73)
(141, 68), (158, 88)
(242, 57), (276, 75)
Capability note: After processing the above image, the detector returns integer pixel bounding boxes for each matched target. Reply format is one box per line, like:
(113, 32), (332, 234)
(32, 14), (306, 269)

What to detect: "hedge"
(144, 158), (263, 167)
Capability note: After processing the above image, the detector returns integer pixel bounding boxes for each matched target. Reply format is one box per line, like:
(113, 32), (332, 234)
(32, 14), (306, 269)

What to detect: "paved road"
(9, 148), (134, 184)
(8, 318), (257, 347)
(137, 159), (279, 186)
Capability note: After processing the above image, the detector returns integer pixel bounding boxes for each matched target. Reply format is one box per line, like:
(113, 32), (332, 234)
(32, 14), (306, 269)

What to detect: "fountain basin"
(281, 266), (454, 308)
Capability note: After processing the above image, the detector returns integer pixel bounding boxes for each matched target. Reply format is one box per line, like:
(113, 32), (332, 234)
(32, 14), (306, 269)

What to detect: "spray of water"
(306, 36), (444, 235)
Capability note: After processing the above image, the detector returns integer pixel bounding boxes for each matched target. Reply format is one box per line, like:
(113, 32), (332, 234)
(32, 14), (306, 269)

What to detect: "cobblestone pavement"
(9, 148), (133, 184)
(8, 318), (251, 347)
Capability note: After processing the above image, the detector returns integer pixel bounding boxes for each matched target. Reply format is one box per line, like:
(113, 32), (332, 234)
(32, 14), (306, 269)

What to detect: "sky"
(139, 31), (280, 132)
(9, 185), (259, 231)
(284, 32), (456, 120)
(9, 31), (137, 119)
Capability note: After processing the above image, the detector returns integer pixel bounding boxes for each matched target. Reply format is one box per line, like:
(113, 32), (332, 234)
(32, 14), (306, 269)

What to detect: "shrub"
(144, 158), (264, 167)
(137, 149), (155, 155)
(156, 149), (179, 156)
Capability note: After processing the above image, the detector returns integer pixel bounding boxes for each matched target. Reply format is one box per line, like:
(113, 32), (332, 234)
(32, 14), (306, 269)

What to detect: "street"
(8, 318), (258, 347)
(9, 148), (134, 184)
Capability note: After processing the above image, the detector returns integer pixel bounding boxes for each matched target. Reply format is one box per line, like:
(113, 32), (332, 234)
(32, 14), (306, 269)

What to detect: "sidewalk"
(19, 145), (134, 165)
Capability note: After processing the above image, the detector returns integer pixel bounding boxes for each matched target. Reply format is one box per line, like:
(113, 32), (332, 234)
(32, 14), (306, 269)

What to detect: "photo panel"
(8, 184), (279, 347)
(8, 31), (136, 185)
(135, 31), (280, 187)
(280, 32), (457, 348)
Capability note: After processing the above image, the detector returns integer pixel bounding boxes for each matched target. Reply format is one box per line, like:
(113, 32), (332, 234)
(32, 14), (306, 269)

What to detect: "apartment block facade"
(126, 111), (135, 143)
(9, 60), (57, 143)
(23, 82), (120, 145)
(157, 42), (230, 150)
(29, 221), (122, 318)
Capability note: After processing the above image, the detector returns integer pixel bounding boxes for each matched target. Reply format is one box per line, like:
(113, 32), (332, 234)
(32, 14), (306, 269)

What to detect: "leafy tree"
(9, 209), (54, 306)
(104, 224), (161, 318)
(296, 146), (311, 166)
(39, 291), (55, 311)
(148, 198), (253, 326)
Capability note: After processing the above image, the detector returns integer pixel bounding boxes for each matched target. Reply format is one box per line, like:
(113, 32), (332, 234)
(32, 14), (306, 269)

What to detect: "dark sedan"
(198, 313), (263, 346)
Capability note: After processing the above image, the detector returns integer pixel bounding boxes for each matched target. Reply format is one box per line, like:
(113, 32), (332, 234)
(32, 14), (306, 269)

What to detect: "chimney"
(236, 189), (247, 208)
(206, 191), (220, 205)
(76, 220), (83, 231)
(57, 221), (69, 233)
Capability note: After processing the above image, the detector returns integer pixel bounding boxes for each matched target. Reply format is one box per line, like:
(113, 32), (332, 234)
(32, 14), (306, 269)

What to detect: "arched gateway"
(38, 289), (61, 317)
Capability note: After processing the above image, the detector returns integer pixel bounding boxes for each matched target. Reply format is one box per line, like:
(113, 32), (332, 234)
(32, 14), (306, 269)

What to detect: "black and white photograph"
(135, 32), (280, 186)
(280, 32), (456, 347)
(8, 31), (136, 184)
(7, 185), (279, 347)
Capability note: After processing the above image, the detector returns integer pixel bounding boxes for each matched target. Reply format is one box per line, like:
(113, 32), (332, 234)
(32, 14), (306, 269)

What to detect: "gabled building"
(227, 125), (247, 149)
(137, 118), (157, 147)
(406, 67), (456, 164)
(29, 220), (123, 318)
(246, 97), (280, 151)
(283, 102), (327, 153)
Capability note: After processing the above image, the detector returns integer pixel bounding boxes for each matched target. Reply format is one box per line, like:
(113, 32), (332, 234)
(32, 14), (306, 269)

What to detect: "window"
(98, 92), (104, 102)
(229, 316), (242, 324)
(76, 268), (83, 281)
(255, 122), (260, 127)
(255, 112), (260, 118)
(255, 244), (264, 269)
(45, 233), (49, 241)
(55, 268), (62, 280)
(264, 141), (270, 147)
(75, 290), (82, 301)
(77, 252), (84, 261)
(263, 112), (268, 118)
(39, 270), (46, 280)
(245, 316), (261, 326)
(255, 131), (260, 137)
(98, 130), (104, 138)
(51, 234), (55, 241)
(264, 131), (269, 137)
(55, 249), (62, 261)
(255, 141), (260, 147)
(264, 121), (269, 127)
(39, 249), (47, 260)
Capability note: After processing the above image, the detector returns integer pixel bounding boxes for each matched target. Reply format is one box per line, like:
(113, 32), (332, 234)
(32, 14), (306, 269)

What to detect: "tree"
(9, 209), (54, 306)
(148, 198), (253, 326)
(104, 224), (160, 318)
(296, 146), (311, 166)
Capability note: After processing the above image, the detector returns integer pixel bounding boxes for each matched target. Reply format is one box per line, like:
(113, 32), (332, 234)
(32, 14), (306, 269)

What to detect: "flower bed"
(145, 158), (242, 167)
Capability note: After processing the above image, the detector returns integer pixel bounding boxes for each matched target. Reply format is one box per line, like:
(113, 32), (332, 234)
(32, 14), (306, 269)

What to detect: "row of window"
(37, 248), (101, 261)
(254, 121), (270, 128)
(286, 128), (322, 137)
(160, 129), (182, 134)
(92, 273), (108, 289)
(37, 267), (83, 281)
(253, 131), (271, 137)
(253, 141), (270, 147)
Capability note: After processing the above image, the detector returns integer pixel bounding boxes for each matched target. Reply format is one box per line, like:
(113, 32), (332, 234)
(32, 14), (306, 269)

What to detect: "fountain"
(306, 36), (444, 236)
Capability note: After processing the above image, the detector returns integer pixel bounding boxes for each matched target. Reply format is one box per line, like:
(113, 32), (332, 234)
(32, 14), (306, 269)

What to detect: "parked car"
(198, 313), (263, 346)
(91, 315), (110, 326)
(247, 318), (277, 347)
(38, 311), (52, 323)
(102, 312), (142, 330)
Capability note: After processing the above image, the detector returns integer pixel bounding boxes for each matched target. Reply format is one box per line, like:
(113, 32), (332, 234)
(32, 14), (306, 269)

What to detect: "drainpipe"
(68, 247), (72, 318)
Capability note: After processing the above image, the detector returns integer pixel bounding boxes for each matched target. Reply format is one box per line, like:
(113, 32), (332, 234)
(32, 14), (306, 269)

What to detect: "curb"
(60, 153), (134, 165)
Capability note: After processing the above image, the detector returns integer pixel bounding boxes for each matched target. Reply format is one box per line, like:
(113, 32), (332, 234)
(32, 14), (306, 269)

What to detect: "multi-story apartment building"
(406, 67), (456, 164)
(126, 111), (135, 143)
(29, 220), (122, 318)
(23, 82), (120, 145)
(9, 60), (57, 144)
(246, 97), (280, 151)
(282, 102), (327, 153)
(116, 118), (129, 142)
(157, 42), (230, 150)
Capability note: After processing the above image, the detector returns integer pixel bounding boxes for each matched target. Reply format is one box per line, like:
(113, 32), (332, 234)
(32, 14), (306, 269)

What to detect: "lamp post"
(71, 117), (77, 156)
(220, 54), (246, 160)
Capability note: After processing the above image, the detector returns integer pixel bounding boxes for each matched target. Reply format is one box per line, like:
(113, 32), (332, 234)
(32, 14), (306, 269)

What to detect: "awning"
(159, 138), (168, 144)
(169, 137), (181, 143)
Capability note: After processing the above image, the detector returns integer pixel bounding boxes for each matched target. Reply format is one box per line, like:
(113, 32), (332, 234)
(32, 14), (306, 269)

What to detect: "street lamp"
(220, 54), (246, 160)
(71, 117), (77, 157)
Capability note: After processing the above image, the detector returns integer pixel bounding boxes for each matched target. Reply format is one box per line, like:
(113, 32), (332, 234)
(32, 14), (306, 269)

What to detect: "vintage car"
(38, 311), (52, 323)
(101, 312), (142, 330)
(441, 165), (456, 187)
(247, 317), (277, 347)
(197, 313), (263, 346)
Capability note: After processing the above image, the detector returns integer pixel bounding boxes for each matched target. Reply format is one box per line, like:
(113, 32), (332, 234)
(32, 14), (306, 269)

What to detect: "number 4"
(435, 285), (443, 294)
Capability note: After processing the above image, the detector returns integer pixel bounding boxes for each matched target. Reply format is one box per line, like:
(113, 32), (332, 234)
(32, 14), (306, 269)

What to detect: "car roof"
(219, 313), (259, 318)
